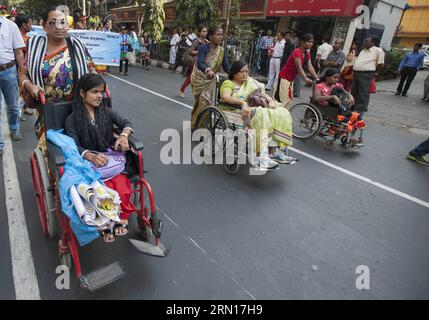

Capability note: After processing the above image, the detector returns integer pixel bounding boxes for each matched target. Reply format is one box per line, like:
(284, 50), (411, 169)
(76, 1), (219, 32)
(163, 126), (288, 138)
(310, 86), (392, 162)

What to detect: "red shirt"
(279, 48), (311, 82)
(314, 82), (344, 107)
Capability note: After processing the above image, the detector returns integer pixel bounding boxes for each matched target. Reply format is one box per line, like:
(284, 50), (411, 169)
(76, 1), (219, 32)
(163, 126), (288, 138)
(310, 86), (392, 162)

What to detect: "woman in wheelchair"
(219, 61), (294, 169)
(313, 68), (365, 135)
(65, 74), (135, 243)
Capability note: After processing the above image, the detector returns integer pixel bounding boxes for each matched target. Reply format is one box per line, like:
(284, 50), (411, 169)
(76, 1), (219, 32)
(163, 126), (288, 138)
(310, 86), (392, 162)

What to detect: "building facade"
(395, 0), (429, 48)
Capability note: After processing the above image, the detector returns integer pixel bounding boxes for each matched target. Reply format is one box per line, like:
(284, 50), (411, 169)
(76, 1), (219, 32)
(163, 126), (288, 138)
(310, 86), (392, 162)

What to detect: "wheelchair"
(194, 75), (294, 174)
(30, 91), (167, 292)
(289, 85), (365, 151)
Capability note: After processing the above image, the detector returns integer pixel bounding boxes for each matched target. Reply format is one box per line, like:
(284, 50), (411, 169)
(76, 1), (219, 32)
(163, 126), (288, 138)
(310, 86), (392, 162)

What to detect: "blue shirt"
(399, 51), (425, 70)
(197, 44), (230, 74)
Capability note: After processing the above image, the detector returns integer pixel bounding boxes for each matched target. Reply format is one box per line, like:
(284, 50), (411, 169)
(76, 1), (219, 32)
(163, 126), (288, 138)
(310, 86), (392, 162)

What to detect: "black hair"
(15, 14), (31, 28)
(72, 73), (107, 113)
(228, 60), (248, 80)
(198, 26), (208, 33)
(43, 6), (60, 23)
(322, 35), (330, 42)
(320, 68), (340, 83)
(208, 26), (222, 40)
(284, 31), (291, 35)
(368, 36), (380, 46)
(415, 43), (423, 48)
(278, 31), (285, 38)
(301, 33), (315, 43)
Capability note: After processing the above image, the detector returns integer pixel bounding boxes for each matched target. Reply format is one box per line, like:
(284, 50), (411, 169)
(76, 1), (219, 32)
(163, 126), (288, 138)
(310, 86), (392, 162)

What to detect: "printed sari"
(219, 78), (293, 153)
(190, 45), (225, 127)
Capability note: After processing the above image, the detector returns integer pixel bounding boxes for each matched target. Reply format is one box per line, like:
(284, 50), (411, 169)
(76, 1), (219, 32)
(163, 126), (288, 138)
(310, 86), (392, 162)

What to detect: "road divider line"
(107, 74), (429, 210)
(1, 100), (41, 300)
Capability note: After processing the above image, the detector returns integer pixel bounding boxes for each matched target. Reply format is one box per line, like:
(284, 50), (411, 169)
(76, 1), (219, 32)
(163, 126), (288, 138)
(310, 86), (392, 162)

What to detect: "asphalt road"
(1, 65), (428, 300)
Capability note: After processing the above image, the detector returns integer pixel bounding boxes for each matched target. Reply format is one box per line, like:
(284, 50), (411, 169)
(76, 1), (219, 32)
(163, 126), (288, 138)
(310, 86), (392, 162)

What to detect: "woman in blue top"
(190, 26), (230, 128)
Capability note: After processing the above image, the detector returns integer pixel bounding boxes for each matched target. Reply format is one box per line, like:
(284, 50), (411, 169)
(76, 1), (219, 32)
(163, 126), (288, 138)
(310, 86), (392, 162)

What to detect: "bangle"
(120, 133), (129, 138)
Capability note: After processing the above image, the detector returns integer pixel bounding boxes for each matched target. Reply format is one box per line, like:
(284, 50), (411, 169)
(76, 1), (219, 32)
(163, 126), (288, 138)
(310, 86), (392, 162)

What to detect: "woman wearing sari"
(19, 7), (94, 153)
(190, 26), (230, 128)
(220, 61), (294, 169)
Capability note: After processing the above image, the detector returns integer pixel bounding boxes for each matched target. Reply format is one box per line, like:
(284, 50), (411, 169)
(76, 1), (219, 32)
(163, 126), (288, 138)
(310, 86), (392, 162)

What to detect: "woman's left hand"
(348, 96), (355, 106)
(115, 135), (130, 152)
(241, 103), (252, 120)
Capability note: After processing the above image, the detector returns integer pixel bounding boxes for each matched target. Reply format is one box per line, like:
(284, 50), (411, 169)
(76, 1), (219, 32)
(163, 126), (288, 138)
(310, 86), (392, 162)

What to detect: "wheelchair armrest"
(219, 100), (243, 110)
(47, 141), (65, 167)
(128, 136), (144, 151)
(112, 128), (144, 151)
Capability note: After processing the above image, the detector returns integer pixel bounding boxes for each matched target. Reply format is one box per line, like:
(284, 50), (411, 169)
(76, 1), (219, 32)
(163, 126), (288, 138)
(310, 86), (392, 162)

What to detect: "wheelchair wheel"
(33, 148), (57, 238)
(195, 106), (229, 160)
(289, 103), (323, 139)
(223, 136), (240, 175)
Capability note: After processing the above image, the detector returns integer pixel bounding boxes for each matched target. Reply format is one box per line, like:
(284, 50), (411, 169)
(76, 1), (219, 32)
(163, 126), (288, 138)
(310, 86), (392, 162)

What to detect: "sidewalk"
(147, 59), (429, 135)
(294, 70), (429, 135)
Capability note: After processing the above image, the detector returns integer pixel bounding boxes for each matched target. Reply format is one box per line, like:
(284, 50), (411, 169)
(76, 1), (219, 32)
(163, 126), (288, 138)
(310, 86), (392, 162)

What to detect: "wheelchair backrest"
(43, 101), (73, 131)
(42, 96), (112, 131)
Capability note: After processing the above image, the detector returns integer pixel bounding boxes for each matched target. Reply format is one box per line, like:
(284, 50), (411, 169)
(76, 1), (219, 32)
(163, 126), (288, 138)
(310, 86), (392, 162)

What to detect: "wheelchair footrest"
(79, 261), (126, 292)
(129, 239), (169, 257)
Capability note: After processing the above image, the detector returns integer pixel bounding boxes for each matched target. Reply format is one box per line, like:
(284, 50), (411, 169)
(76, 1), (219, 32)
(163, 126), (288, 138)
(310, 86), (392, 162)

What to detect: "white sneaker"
(257, 154), (279, 170)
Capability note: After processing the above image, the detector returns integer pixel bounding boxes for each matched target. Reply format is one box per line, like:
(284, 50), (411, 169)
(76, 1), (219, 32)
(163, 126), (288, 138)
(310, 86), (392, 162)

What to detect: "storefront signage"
(266, 0), (364, 17)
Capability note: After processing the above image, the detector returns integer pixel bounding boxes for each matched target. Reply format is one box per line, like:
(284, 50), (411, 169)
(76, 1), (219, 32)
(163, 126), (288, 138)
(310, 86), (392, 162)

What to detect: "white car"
(423, 51), (429, 69)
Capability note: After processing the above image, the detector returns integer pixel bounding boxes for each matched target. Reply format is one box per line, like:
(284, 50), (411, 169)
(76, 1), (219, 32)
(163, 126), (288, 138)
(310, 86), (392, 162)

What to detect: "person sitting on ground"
(65, 74), (136, 243)
(219, 61), (294, 169)
(313, 68), (365, 135)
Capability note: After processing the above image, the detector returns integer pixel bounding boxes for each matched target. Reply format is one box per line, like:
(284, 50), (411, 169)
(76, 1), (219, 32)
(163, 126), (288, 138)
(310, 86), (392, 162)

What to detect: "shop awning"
(266, 0), (364, 17)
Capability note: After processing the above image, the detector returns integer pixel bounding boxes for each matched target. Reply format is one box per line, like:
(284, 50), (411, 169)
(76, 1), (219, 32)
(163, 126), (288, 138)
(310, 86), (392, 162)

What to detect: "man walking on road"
(396, 43), (425, 97)
(352, 36), (384, 116)
(259, 30), (274, 77)
(0, 13), (26, 156)
(266, 32), (285, 91)
(407, 138), (429, 166)
(15, 13), (34, 118)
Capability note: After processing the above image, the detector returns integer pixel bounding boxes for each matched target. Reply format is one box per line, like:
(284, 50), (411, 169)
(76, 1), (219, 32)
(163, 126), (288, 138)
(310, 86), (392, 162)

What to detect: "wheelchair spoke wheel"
(289, 103), (322, 139)
(223, 136), (240, 175)
(34, 148), (57, 238)
(196, 107), (229, 159)
(31, 154), (48, 236)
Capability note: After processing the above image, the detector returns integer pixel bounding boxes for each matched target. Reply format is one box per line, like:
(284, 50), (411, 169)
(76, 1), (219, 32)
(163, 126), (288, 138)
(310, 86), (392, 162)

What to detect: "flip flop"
(114, 223), (129, 236)
(101, 229), (115, 243)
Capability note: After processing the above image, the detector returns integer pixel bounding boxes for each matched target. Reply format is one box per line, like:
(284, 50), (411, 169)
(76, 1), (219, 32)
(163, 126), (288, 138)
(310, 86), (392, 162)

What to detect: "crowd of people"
(0, 2), (428, 244)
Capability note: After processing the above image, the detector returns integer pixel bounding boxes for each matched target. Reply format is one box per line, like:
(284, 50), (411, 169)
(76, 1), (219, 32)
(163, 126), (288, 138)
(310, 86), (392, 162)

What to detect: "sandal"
(101, 229), (115, 243)
(114, 222), (129, 236)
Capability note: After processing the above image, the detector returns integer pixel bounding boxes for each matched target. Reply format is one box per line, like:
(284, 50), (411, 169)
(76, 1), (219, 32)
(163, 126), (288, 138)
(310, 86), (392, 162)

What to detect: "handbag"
(182, 39), (199, 66)
(369, 78), (376, 93)
(247, 92), (270, 108)
(91, 149), (126, 180)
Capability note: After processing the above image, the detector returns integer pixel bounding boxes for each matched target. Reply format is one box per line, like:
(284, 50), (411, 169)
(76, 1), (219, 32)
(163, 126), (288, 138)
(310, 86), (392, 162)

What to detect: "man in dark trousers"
(351, 36), (385, 116)
(407, 138), (429, 166)
(396, 43), (425, 97)
(280, 31), (296, 70)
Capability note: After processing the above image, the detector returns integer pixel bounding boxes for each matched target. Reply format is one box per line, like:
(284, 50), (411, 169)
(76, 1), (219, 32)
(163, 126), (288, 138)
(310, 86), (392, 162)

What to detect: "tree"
(174, 0), (219, 30)
(138, 0), (165, 41)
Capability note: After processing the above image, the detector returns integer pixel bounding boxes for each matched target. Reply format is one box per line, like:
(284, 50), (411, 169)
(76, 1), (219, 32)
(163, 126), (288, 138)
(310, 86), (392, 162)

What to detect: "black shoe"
(402, 93), (408, 97)
(395, 92), (401, 96)
(0, 149), (3, 157)
(11, 130), (23, 141)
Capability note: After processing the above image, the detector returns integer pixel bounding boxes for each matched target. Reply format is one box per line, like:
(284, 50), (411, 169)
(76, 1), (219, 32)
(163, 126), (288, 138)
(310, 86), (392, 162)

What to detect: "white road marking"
(1, 101), (41, 300)
(107, 74), (429, 210)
